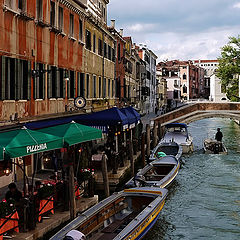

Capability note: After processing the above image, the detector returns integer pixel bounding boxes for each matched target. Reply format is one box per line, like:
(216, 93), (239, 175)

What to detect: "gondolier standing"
(215, 128), (223, 142)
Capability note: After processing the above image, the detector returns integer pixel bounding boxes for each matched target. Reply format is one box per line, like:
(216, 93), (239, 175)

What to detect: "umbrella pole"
(23, 159), (26, 197)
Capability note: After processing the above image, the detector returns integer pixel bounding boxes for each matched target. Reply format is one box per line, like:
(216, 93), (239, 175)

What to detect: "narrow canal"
(146, 118), (240, 240)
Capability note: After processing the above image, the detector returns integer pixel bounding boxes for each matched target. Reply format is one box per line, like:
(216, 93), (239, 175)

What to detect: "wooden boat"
(203, 139), (227, 154)
(50, 187), (168, 240)
(161, 123), (193, 154)
(149, 141), (182, 162)
(125, 155), (180, 189)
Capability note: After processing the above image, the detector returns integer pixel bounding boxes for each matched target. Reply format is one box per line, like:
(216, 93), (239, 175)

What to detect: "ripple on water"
(145, 118), (240, 240)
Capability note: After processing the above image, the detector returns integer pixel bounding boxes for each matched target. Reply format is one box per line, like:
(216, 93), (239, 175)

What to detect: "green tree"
(217, 36), (240, 101)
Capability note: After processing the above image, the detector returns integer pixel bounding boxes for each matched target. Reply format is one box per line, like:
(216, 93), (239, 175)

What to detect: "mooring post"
(141, 132), (146, 167)
(129, 131), (134, 177)
(102, 153), (110, 197)
(158, 122), (162, 140)
(153, 122), (158, 147)
(146, 124), (151, 157)
(69, 164), (76, 220)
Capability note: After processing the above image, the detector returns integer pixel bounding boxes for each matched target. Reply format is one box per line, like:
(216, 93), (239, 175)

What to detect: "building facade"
(0, 0), (116, 122)
(138, 44), (157, 114)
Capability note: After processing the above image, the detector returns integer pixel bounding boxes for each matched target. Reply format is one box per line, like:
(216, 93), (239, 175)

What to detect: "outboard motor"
(133, 175), (146, 187)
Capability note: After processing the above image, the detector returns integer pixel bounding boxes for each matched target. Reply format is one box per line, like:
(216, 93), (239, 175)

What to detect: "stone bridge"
(154, 102), (240, 126)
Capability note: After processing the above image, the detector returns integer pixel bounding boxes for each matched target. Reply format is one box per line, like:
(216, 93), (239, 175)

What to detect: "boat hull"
(203, 139), (227, 154)
(50, 187), (168, 240)
(125, 156), (180, 189)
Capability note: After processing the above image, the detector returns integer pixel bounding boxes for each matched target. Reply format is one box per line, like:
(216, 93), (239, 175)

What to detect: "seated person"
(34, 181), (42, 192)
(5, 183), (23, 203)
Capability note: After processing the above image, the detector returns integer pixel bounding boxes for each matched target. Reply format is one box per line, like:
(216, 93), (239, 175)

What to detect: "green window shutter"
(56, 68), (60, 98)
(1, 56), (6, 100)
(34, 63), (38, 99)
(15, 59), (20, 100)
(42, 64), (46, 99)
(77, 72), (80, 96)
(67, 70), (70, 98)
(48, 66), (52, 98)
(19, 60), (23, 100)
(27, 61), (31, 100)
(73, 71), (76, 98)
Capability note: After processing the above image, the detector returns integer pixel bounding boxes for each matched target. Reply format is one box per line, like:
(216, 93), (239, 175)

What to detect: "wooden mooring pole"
(69, 164), (76, 220)
(129, 130), (134, 177)
(146, 124), (151, 157)
(158, 122), (162, 140)
(102, 153), (110, 198)
(141, 132), (146, 167)
(153, 122), (158, 148)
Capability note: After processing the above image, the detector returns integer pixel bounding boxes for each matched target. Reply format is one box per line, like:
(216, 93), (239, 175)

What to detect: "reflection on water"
(145, 118), (240, 240)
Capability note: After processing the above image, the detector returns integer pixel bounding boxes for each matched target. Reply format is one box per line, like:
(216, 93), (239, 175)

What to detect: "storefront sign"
(26, 143), (47, 153)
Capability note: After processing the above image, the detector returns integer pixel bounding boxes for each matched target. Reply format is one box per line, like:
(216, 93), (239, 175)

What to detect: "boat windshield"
(166, 127), (186, 134)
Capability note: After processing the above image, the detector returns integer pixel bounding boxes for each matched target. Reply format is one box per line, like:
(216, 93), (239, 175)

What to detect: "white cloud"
(108, 0), (240, 60)
(127, 23), (156, 33)
(233, 2), (240, 8)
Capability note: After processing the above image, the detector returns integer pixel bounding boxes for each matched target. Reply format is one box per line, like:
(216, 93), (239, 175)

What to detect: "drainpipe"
(187, 65), (190, 101)
(102, 32), (105, 105)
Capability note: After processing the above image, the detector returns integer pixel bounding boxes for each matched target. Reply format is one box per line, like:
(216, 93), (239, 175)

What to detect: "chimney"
(119, 28), (123, 36)
(111, 19), (115, 28)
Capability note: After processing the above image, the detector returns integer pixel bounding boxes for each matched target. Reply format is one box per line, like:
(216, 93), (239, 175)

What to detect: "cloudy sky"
(108, 0), (240, 61)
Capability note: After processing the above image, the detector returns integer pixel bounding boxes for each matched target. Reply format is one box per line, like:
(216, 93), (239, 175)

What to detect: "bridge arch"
(154, 102), (240, 126)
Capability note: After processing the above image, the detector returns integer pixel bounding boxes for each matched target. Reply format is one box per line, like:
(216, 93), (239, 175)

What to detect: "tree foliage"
(217, 36), (240, 101)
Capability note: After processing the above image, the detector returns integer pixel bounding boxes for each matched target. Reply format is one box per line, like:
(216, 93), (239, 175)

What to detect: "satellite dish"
(74, 97), (86, 108)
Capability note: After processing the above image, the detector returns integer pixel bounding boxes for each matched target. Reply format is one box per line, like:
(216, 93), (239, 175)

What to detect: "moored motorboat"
(161, 123), (193, 154)
(149, 141), (182, 163)
(125, 155), (180, 189)
(203, 139), (227, 154)
(50, 187), (168, 240)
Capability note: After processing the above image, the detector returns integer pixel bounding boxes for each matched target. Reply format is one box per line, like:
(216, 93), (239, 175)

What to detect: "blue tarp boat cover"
(165, 123), (188, 129)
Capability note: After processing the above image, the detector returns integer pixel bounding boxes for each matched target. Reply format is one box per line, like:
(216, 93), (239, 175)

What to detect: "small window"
(108, 45), (111, 60)
(108, 79), (110, 97)
(69, 14), (74, 36)
(98, 38), (102, 56)
(79, 19), (83, 41)
(93, 76), (96, 98)
(93, 34), (96, 53)
(104, 42), (107, 58)
(99, 77), (102, 97)
(112, 48), (115, 62)
(58, 6), (63, 31)
(18, 0), (25, 11)
(50, 1), (55, 26)
(37, 0), (43, 20)
(85, 29), (91, 50)
(118, 43), (121, 61)
(86, 74), (90, 98)
(183, 73), (186, 80)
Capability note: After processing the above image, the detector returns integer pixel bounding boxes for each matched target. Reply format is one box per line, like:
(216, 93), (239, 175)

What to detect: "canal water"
(146, 118), (240, 240)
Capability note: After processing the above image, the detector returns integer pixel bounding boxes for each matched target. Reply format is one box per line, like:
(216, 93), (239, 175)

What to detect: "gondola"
(203, 139), (227, 154)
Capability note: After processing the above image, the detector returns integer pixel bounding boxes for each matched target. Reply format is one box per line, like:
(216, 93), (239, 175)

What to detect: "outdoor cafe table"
(38, 196), (54, 222)
(0, 210), (19, 240)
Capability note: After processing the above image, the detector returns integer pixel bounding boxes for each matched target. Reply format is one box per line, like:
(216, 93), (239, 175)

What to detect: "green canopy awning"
(37, 121), (102, 147)
(0, 127), (63, 161)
